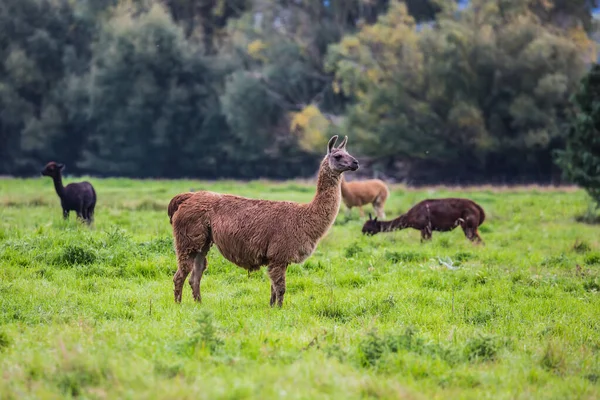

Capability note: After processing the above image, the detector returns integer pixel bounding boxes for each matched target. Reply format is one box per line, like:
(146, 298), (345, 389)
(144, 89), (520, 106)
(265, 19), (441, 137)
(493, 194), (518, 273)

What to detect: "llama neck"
(379, 215), (407, 232)
(305, 157), (342, 236)
(52, 175), (65, 198)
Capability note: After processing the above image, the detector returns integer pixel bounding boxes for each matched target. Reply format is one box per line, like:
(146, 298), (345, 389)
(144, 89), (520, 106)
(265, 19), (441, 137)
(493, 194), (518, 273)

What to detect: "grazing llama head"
(362, 213), (380, 235)
(41, 161), (65, 178)
(327, 135), (359, 174)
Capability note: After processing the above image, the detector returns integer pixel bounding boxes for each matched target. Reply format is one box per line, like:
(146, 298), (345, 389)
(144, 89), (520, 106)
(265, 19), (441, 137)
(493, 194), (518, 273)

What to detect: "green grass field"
(1, 177), (599, 399)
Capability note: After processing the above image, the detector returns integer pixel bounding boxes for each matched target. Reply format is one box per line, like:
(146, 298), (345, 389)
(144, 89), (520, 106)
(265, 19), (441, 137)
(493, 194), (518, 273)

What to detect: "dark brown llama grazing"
(41, 162), (97, 224)
(167, 135), (359, 307)
(362, 198), (485, 244)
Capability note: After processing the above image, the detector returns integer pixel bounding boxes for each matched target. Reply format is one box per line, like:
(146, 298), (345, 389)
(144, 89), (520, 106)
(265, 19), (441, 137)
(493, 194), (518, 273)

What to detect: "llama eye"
(334, 155), (342, 160)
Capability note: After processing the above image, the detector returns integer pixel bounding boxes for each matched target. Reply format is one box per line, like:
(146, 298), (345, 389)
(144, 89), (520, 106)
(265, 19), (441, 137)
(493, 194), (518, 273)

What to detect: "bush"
(555, 64), (600, 208)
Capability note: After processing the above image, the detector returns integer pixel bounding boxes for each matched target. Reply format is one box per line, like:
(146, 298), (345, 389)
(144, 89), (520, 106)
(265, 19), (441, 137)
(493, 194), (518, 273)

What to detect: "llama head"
(327, 135), (359, 174)
(362, 213), (380, 235)
(41, 161), (65, 177)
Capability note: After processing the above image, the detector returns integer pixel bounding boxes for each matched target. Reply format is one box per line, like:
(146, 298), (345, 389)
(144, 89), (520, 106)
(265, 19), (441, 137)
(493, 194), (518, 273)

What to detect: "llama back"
(209, 195), (336, 267)
(344, 179), (388, 205)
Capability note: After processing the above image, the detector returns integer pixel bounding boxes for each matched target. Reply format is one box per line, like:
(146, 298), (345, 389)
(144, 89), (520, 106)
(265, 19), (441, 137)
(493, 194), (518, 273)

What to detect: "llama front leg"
(63, 209), (69, 220)
(81, 206), (89, 224)
(87, 204), (95, 224)
(75, 200), (85, 222)
(270, 283), (276, 306)
(420, 227), (432, 242)
(189, 252), (208, 302)
(359, 206), (364, 218)
(268, 263), (288, 307)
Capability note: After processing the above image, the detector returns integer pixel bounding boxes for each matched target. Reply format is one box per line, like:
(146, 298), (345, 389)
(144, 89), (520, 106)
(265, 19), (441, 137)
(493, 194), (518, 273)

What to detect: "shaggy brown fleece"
(168, 135), (359, 306)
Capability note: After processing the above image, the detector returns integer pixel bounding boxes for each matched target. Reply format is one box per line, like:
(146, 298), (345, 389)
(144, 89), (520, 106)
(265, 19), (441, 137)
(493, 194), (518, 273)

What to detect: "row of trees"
(0, 0), (598, 183)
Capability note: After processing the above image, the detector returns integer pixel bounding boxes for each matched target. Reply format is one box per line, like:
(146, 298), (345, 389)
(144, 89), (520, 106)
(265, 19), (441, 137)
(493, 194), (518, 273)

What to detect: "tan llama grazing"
(340, 176), (389, 218)
(168, 135), (359, 307)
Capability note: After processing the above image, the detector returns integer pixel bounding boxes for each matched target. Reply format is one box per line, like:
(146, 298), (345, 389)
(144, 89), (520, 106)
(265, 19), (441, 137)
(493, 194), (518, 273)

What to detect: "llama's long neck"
(304, 157), (342, 238)
(378, 215), (407, 233)
(52, 174), (65, 198)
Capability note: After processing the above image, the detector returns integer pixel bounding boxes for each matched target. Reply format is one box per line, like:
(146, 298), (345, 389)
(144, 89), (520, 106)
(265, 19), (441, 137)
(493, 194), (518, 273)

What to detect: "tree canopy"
(0, 0), (597, 183)
(556, 63), (600, 205)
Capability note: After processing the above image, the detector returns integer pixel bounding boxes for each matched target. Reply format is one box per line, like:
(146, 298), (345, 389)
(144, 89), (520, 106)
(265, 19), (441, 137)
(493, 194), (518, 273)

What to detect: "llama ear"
(368, 213), (372, 221)
(374, 217), (378, 222)
(57, 163), (65, 170)
(337, 135), (348, 149)
(327, 135), (338, 154)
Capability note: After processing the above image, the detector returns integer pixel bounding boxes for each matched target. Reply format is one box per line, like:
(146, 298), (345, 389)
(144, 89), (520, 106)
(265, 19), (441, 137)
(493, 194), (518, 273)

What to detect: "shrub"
(555, 64), (600, 208)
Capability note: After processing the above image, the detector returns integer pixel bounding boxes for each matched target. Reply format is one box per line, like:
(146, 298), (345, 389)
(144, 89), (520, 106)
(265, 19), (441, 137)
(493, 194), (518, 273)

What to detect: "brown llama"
(341, 176), (389, 218)
(362, 198), (485, 244)
(168, 135), (359, 307)
(41, 162), (97, 224)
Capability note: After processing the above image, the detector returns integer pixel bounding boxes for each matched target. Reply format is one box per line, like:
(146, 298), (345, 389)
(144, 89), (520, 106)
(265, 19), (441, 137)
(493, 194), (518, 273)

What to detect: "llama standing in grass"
(168, 135), (359, 307)
(41, 161), (96, 224)
(340, 176), (389, 218)
(362, 198), (485, 244)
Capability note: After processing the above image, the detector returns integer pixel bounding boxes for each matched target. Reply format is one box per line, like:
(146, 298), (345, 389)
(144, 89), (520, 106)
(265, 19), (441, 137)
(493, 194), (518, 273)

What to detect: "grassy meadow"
(1, 177), (599, 399)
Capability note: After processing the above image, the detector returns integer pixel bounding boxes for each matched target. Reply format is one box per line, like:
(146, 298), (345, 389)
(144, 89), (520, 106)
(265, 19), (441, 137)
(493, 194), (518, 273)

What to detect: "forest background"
(1, 0), (599, 184)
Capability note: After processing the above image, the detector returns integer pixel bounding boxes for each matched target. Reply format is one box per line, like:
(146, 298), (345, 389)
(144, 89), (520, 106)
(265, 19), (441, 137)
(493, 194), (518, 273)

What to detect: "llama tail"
(168, 192), (195, 224)
(474, 202), (486, 225)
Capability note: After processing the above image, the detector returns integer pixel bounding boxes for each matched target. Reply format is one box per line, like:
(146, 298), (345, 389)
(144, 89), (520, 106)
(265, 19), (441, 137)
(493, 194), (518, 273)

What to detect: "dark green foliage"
(556, 64), (600, 207)
(540, 341), (567, 375)
(344, 242), (363, 258)
(54, 245), (97, 266)
(179, 311), (224, 356)
(464, 334), (501, 362)
(0, 0), (596, 182)
(0, 0), (95, 175)
(584, 252), (600, 265)
(385, 250), (426, 263)
(329, 0), (589, 183)
(0, 331), (11, 351)
(357, 327), (484, 368)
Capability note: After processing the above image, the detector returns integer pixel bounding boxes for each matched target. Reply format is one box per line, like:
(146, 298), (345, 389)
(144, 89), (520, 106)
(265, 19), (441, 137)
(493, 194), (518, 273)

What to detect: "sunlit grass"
(0, 177), (599, 399)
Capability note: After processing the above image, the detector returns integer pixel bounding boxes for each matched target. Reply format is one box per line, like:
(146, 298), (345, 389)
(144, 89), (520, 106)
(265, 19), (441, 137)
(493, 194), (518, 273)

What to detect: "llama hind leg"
(173, 222), (211, 302)
(373, 195), (386, 219)
(86, 204), (95, 225)
(81, 207), (90, 224)
(268, 263), (288, 307)
(189, 246), (210, 302)
(173, 252), (196, 303)
(373, 201), (386, 219)
(270, 283), (276, 306)
(374, 207), (385, 219)
(420, 227), (432, 243)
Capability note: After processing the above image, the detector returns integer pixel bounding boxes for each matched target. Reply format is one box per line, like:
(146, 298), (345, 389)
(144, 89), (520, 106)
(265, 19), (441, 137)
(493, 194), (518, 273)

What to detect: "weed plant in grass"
(1, 178), (599, 399)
